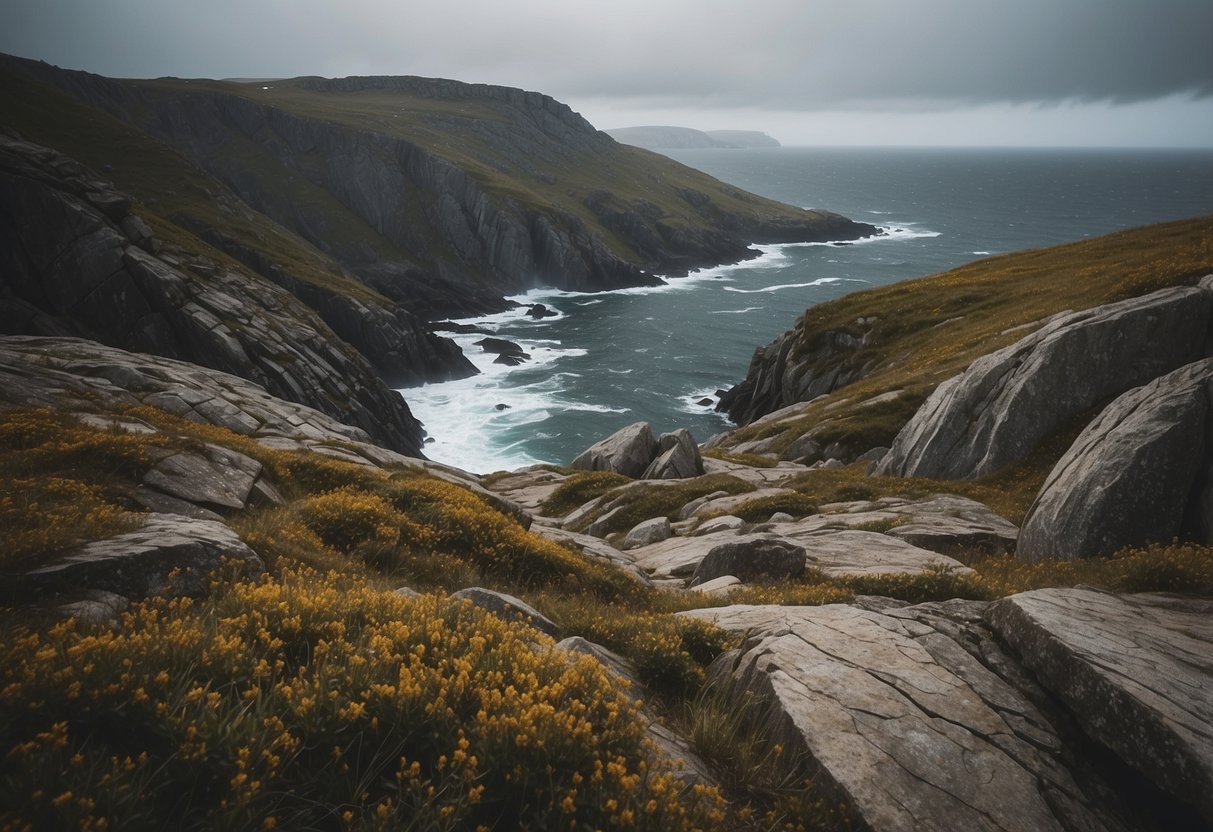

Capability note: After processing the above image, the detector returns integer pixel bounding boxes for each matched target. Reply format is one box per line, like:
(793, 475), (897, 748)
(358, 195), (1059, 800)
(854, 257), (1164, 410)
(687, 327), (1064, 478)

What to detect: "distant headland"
(605, 125), (780, 150)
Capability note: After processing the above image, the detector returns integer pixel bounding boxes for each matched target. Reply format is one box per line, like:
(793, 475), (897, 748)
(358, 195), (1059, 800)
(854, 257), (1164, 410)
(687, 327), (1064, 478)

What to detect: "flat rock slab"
(783, 529), (973, 578)
(776, 494), (1018, 555)
(626, 530), (746, 579)
(988, 589), (1213, 823)
(689, 487), (797, 518)
(680, 603), (1128, 832)
(25, 513), (265, 598)
(141, 443), (262, 510)
(482, 466), (569, 513)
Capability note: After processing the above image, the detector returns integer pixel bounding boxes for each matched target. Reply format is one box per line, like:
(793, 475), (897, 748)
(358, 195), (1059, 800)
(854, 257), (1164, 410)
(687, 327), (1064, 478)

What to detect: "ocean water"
(405, 146), (1213, 474)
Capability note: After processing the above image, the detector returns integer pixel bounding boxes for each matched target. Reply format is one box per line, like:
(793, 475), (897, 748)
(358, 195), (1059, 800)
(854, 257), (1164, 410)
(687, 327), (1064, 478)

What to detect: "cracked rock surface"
(679, 601), (1147, 832)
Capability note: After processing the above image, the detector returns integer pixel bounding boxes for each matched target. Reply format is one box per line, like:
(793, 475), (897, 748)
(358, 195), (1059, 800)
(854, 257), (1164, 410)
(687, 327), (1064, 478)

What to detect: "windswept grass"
(567, 474), (756, 537)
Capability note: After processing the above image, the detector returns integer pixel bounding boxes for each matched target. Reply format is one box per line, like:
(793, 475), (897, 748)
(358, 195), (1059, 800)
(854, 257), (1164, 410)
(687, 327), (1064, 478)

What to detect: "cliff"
(3, 56), (876, 323)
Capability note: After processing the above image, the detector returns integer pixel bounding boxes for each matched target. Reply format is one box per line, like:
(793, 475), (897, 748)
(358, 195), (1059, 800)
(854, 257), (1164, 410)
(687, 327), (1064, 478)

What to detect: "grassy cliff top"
(721, 215), (1213, 460)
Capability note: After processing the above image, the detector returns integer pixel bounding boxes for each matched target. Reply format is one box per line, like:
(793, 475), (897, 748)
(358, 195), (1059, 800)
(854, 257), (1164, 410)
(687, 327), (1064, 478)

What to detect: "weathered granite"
(689, 537), (806, 586)
(987, 588), (1213, 824)
(878, 285), (1213, 480)
(450, 587), (561, 638)
(571, 421), (659, 478)
(642, 428), (704, 479)
(680, 602), (1138, 832)
(1018, 358), (1213, 559)
(620, 517), (671, 550)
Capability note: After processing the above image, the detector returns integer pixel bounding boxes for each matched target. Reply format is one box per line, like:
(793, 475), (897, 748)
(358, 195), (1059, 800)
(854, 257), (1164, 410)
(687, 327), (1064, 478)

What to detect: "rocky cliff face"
(715, 317), (876, 427)
(3, 56), (878, 321)
(0, 133), (428, 455)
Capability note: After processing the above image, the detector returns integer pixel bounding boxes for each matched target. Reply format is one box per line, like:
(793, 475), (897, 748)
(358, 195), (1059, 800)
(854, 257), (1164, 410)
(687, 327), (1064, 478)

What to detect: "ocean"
(404, 146), (1213, 474)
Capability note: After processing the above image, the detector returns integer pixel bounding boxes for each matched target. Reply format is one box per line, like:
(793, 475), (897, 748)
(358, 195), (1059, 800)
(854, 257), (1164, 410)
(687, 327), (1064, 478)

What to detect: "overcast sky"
(4, 0), (1211, 146)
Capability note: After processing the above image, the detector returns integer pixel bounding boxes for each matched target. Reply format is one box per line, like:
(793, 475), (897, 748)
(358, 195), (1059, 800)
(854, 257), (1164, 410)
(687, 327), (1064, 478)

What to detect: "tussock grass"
(568, 474), (756, 537)
(683, 671), (853, 831)
(539, 470), (631, 517)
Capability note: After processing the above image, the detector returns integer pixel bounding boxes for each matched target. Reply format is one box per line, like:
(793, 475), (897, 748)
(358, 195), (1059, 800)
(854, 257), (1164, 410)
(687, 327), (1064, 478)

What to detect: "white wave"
(677, 387), (732, 419)
(561, 402), (630, 414)
(972, 250), (992, 255)
(607, 368), (634, 374)
(710, 306), (762, 315)
(723, 277), (856, 295)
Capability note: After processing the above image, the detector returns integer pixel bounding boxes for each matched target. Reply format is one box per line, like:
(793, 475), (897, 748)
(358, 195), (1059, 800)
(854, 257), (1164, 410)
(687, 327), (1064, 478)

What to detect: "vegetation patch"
(0, 570), (730, 832)
(540, 470), (632, 517)
(702, 449), (778, 469)
(568, 474), (756, 537)
(729, 493), (819, 524)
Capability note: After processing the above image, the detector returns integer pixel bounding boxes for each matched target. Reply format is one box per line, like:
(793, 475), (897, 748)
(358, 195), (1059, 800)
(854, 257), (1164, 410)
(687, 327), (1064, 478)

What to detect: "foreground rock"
(450, 587), (560, 638)
(878, 283), (1213, 480)
(988, 589), (1213, 825)
(680, 600), (1167, 832)
(0, 336), (520, 521)
(1018, 358), (1213, 559)
(689, 537), (806, 586)
(24, 513), (265, 599)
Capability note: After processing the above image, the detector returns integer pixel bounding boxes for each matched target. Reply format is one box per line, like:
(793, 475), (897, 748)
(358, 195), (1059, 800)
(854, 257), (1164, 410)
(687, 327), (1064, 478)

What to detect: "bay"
(405, 146), (1213, 474)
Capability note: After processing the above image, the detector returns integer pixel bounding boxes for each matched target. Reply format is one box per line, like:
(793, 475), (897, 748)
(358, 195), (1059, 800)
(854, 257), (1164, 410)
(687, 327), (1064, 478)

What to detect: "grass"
(0, 570), (732, 832)
(566, 474), (757, 537)
(539, 470), (632, 517)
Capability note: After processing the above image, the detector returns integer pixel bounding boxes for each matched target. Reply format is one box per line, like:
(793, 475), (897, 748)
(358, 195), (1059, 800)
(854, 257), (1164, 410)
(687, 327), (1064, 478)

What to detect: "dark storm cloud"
(2, 0), (1209, 109)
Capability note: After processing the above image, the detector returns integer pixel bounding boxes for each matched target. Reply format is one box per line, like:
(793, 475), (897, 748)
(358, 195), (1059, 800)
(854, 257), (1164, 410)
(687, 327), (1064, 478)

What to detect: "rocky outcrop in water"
(877, 283), (1213, 480)
(0, 134), (429, 454)
(1017, 357), (1213, 559)
(716, 316), (877, 427)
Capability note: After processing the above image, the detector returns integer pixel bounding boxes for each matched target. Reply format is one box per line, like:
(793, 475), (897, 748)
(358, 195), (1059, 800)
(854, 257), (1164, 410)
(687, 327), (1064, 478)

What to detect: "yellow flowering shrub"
(0, 569), (728, 832)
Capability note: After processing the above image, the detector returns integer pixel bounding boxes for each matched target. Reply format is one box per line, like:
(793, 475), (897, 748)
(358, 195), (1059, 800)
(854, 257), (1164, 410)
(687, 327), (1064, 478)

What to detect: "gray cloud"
(3, 0), (1210, 144)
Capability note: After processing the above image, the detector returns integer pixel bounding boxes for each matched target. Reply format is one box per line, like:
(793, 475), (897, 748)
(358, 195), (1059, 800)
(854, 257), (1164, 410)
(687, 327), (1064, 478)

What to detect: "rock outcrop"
(24, 513), (265, 599)
(877, 284), (1213, 480)
(571, 422), (659, 478)
(0, 134), (429, 455)
(571, 423), (704, 480)
(1017, 358), (1213, 559)
(682, 591), (1213, 831)
(642, 428), (705, 479)
(988, 589), (1213, 826)
(716, 319), (876, 428)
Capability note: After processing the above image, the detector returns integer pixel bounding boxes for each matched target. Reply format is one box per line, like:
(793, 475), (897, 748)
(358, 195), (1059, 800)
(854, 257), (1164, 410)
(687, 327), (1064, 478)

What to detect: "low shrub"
(0, 570), (730, 832)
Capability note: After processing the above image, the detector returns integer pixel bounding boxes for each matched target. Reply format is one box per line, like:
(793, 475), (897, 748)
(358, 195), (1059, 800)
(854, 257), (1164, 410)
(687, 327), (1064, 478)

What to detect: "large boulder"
(679, 601), (1137, 832)
(987, 589), (1213, 825)
(570, 421), (658, 478)
(689, 536), (806, 586)
(642, 428), (704, 479)
(877, 284), (1213, 480)
(1017, 358), (1213, 559)
(621, 516), (673, 550)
